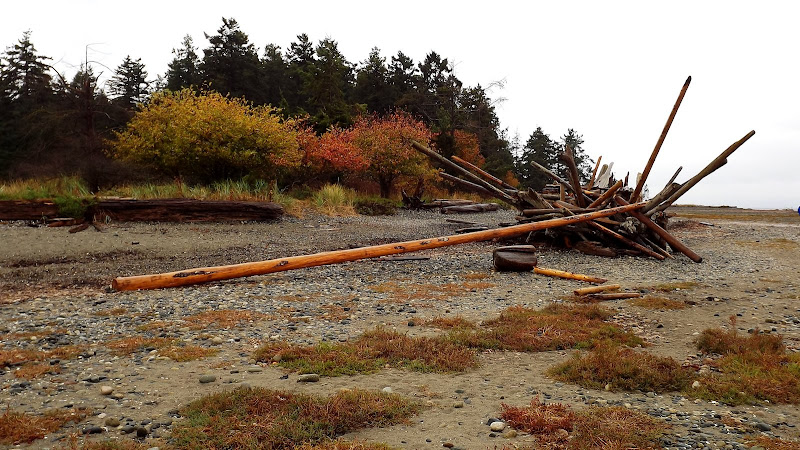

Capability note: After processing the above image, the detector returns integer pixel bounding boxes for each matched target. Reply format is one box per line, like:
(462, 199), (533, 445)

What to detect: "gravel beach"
(1, 207), (799, 449)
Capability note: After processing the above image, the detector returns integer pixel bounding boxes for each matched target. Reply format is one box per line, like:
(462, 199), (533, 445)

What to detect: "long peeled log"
(645, 130), (755, 215)
(616, 196), (702, 263)
(411, 140), (516, 205)
(631, 76), (692, 202)
(112, 202), (647, 291)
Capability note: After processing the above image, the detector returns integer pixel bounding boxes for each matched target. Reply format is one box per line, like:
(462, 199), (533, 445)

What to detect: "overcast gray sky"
(3, 1), (798, 209)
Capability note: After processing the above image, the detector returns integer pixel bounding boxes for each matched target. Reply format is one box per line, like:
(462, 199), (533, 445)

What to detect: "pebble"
(297, 373), (320, 382)
(199, 374), (217, 383)
(489, 421), (505, 432)
(381, 387), (393, 394)
(104, 417), (121, 427)
(99, 385), (113, 395)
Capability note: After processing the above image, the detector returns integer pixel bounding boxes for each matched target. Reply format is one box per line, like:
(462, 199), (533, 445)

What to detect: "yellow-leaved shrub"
(109, 89), (302, 183)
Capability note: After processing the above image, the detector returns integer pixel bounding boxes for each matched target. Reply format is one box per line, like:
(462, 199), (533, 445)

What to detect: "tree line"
(0, 18), (593, 196)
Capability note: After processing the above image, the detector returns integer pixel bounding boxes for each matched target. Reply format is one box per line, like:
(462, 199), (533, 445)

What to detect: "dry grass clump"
(14, 363), (61, 379)
(547, 343), (694, 393)
(57, 438), (157, 449)
(105, 336), (174, 356)
(171, 387), (420, 450)
(295, 440), (396, 450)
(744, 436), (800, 450)
(500, 398), (667, 449)
(92, 307), (128, 317)
(692, 320), (800, 405)
(628, 296), (687, 310)
(158, 344), (219, 362)
(447, 304), (644, 352)
(425, 316), (477, 330)
(646, 281), (700, 292)
(1, 345), (83, 380)
(0, 407), (90, 445)
(183, 309), (269, 330)
(255, 329), (479, 376)
(369, 280), (495, 303)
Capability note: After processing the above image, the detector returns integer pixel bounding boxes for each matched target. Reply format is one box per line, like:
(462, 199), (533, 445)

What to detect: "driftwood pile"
(411, 76), (755, 263)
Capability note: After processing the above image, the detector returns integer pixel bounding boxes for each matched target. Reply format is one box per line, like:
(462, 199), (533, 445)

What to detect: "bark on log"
(113, 201), (647, 290)
(0, 200), (59, 220)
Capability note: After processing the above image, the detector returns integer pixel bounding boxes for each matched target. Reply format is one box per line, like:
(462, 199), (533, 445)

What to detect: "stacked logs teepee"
(410, 76), (755, 263)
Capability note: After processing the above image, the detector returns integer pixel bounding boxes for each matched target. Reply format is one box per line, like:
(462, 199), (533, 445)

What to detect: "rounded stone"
(297, 373), (320, 382)
(489, 421), (506, 432)
(199, 374), (217, 383)
(100, 385), (113, 395)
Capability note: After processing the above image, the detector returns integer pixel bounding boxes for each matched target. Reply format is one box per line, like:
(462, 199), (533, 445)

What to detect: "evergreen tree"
(200, 18), (264, 103)
(165, 35), (200, 91)
(387, 51), (417, 110)
(285, 33), (315, 113)
(307, 37), (355, 131)
(261, 44), (288, 108)
(516, 127), (559, 190)
(354, 47), (392, 114)
(0, 31), (55, 172)
(557, 128), (593, 183)
(109, 55), (149, 109)
(0, 31), (53, 104)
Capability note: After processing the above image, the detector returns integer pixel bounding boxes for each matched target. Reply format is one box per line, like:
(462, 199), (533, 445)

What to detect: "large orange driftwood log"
(112, 202), (646, 291)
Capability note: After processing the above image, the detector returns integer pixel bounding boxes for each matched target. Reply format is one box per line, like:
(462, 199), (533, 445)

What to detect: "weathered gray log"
(93, 199), (283, 222)
(441, 203), (499, 214)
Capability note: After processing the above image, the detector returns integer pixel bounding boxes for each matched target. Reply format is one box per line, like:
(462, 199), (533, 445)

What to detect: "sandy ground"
(1, 206), (799, 449)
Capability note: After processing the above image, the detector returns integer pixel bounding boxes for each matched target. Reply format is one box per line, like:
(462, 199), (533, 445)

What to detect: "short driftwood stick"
(587, 156), (602, 189)
(587, 180), (624, 209)
(574, 284), (621, 296)
(112, 202), (648, 290)
(584, 292), (642, 301)
(533, 267), (607, 284)
(616, 196), (702, 263)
